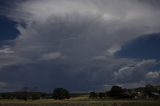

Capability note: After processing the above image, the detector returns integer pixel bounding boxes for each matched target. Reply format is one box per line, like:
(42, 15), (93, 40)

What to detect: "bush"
(53, 88), (70, 100)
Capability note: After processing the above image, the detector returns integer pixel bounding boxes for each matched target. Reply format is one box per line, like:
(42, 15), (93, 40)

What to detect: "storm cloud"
(0, 0), (160, 92)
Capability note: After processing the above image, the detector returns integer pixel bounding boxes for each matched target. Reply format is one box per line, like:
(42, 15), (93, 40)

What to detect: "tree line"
(0, 88), (70, 101)
(89, 85), (160, 100)
(0, 84), (160, 101)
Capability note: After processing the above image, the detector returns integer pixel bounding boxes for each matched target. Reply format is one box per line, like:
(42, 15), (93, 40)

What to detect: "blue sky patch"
(0, 16), (19, 44)
(116, 33), (160, 59)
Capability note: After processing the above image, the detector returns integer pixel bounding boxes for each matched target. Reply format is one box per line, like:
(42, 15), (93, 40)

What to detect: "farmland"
(0, 97), (160, 106)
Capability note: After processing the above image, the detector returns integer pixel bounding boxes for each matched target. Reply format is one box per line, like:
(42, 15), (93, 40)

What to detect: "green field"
(0, 96), (160, 106)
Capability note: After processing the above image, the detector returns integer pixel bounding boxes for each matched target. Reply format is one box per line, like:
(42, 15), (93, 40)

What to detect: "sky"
(0, 0), (160, 92)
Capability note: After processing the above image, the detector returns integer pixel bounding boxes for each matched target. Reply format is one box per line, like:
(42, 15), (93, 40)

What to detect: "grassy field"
(0, 96), (160, 106)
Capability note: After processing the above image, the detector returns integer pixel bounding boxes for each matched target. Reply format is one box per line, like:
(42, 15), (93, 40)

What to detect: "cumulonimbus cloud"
(0, 0), (160, 91)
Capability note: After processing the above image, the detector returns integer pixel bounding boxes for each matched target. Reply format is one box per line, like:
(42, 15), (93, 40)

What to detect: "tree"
(98, 92), (106, 99)
(19, 87), (29, 101)
(109, 86), (124, 98)
(53, 88), (70, 100)
(144, 84), (154, 97)
(89, 92), (98, 99)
